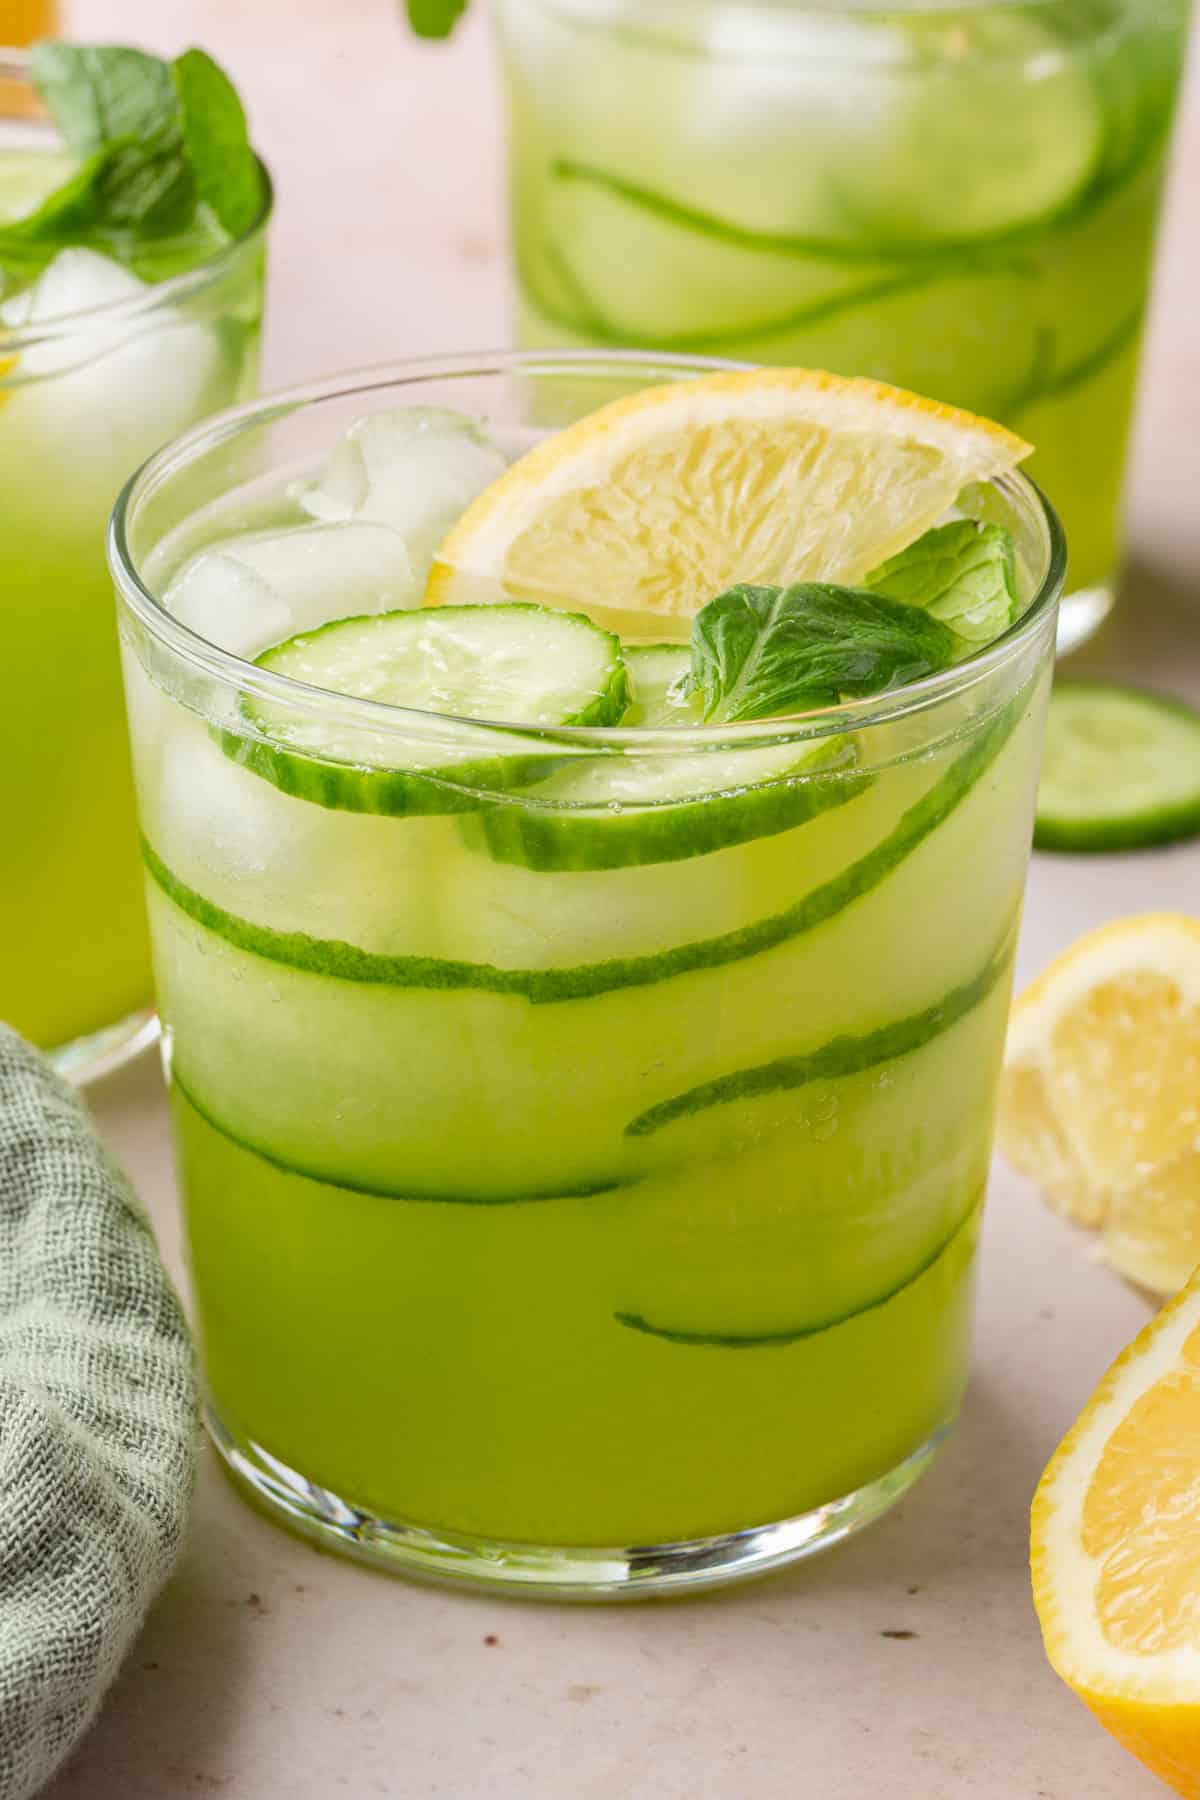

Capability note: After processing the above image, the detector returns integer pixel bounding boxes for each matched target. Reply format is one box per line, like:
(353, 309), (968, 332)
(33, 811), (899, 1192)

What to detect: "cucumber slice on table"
(478, 644), (866, 871)
(225, 604), (629, 816)
(1035, 683), (1200, 852)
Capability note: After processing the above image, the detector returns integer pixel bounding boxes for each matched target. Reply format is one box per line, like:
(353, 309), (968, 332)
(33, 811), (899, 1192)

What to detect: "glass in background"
(0, 54), (269, 1074)
(497, 0), (1187, 651)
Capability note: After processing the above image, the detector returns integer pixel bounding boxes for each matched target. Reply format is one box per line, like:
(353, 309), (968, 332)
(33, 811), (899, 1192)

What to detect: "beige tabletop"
(40, 0), (1200, 1794)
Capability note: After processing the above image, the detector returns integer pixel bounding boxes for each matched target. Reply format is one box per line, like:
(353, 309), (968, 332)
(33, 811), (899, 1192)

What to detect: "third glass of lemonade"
(112, 353), (1062, 1595)
(497, 0), (1185, 650)
(0, 51), (268, 1072)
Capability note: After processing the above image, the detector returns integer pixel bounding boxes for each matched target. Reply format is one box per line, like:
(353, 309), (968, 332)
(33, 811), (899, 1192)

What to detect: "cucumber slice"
(621, 644), (694, 727)
(477, 643), (866, 871)
(226, 604), (629, 816)
(625, 922), (1016, 1140)
(144, 674), (1038, 1202)
(143, 683), (1024, 1005)
(147, 860), (1019, 1201)
(614, 1199), (981, 1351)
(1035, 683), (1200, 853)
(172, 1070), (617, 1204)
(608, 974), (1001, 1345)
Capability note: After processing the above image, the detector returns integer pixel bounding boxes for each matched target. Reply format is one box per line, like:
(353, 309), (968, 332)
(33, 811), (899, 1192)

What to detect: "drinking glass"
(0, 51), (269, 1074)
(497, 0), (1184, 650)
(111, 351), (1062, 1595)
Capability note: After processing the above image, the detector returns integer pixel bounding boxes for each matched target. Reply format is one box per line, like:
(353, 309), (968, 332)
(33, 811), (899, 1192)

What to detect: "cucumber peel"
(613, 1200), (980, 1349)
(171, 1073), (620, 1204)
(1035, 682), (1200, 852)
(142, 692), (1020, 1004)
(227, 603), (629, 816)
(625, 921), (1017, 1138)
(477, 640), (868, 871)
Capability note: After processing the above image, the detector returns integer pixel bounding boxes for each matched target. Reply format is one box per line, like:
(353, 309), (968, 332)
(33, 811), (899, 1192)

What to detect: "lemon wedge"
(998, 915), (1200, 1296)
(428, 367), (1030, 631)
(1032, 1265), (1200, 1796)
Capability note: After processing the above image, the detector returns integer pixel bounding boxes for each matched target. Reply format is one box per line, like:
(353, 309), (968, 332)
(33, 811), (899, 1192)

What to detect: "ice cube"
(232, 521), (421, 620)
(149, 707), (452, 960)
(1, 248), (234, 512)
(152, 709), (312, 890)
(165, 521), (419, 660)
(0, 245), (147, 331)
(2, 263), (234, 524)
(294, 407), (508, 580)
(166, 553), (294, 661)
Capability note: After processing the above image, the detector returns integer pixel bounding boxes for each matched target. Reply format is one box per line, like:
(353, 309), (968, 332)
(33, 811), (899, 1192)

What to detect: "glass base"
(50, 1005), (159, 1087)
(208, 1407), (948, 1599)
(1056, 579), (1114, 656)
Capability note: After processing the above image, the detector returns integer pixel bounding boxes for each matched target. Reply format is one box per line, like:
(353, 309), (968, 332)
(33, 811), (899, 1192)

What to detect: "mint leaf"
(405, 0), (469, 38)
(172, 49), (262, 237)
(686, 584), (956, 723)
(864, 521), (1018, 646)
(0, 126), (195, 261)
(28, 43), (176, 155)
(0, 41), (259, 283)
(89, 127), (195, 233)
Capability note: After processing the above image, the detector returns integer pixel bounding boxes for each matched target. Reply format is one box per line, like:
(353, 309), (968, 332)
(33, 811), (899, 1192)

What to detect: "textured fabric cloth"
(0, 1027), (195, 1800)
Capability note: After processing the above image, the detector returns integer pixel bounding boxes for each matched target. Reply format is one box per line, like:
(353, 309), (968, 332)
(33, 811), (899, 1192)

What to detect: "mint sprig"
(172, 49), (262, 236)
(29, 43), (177, 153)
(404, 0), (469, 37)
(0, 42), (263, 281)
(685, 583), (956, 723)
(865, 520), (1019, 645)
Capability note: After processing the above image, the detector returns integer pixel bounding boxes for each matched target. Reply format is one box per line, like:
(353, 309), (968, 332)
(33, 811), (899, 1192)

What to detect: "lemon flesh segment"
(999, 915), (1200, 1294)
(1104, 1158), (1200, 1298)
(430, 368), (1031, 622)
(1032, 1272), (1200, 1797)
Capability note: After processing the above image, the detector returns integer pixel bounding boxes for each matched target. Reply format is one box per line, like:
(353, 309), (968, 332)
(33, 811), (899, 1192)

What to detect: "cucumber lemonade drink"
(497, 0), (1185, 651)
(0, 45), (267, 1068)
(113, 355), (1062, 1593)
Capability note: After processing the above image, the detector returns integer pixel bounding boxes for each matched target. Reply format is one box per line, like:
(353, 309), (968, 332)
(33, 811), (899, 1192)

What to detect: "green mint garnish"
(0, 42), (262, 281)
(685, 583), (956, 723)
(0, 132), (196, 279)
(28, 43), (177, 153)
(404, 0), (469, 38)
(864, 520), (1019, 645)
(172, 49), (262, 236)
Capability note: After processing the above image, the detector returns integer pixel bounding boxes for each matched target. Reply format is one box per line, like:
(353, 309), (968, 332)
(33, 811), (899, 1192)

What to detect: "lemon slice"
(1032, 1266), (1200, 1793)
(998, 915), (1200, 1295)
(428, 368), (1030, 629)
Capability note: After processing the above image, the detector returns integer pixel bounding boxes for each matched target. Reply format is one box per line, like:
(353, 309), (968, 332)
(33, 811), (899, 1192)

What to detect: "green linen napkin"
(0, 1026), (195, 1800)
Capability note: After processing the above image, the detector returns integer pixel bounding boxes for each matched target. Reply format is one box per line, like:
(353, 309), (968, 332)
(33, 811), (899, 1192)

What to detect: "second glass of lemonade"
(497, 0), (1185, 650)
(0, 52), (268, 1072)
(112, 354), (1061, 1595)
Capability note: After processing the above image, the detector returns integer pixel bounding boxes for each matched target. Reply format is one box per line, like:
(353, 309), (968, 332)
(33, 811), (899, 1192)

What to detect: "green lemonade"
(0, 54), (266, 1059)
(498, 0), (1185, 632)
(117, 375), (1059, 1581)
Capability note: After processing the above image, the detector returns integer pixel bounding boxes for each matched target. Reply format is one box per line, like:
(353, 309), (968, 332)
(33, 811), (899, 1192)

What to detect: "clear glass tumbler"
(0, 51), (269, 1075)
(111, 352), (1062, 1596)
(496, 0), (1185, 651)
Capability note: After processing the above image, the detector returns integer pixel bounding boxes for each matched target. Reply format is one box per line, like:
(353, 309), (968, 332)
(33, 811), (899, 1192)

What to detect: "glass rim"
(109, 348), (1065, 756)
(497, 0), (1137, 63)
(0, 47), (273, 355)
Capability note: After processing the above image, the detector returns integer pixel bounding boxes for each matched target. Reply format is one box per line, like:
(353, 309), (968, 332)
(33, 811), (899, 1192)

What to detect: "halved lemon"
(998, 915), (1200, 1295)
(428, 368), (1030, 631)
(1032, 1266), (1200, 1796)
